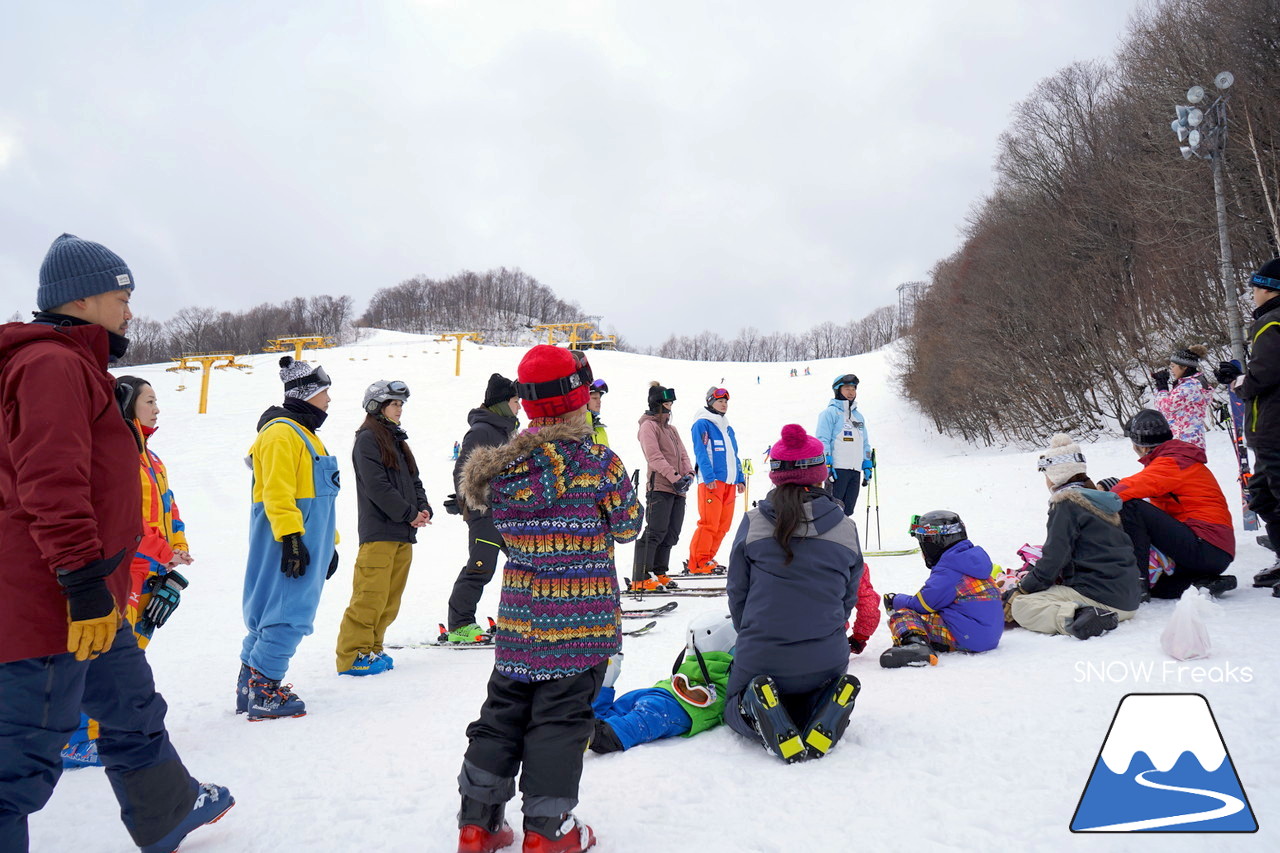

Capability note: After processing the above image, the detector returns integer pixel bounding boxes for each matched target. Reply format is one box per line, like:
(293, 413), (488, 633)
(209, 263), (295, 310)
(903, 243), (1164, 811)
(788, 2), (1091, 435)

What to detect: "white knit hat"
(1037, 433), (1087, 486)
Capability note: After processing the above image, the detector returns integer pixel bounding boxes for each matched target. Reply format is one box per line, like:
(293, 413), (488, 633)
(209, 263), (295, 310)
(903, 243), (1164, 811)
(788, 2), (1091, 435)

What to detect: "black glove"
(1215, 361), (1243, 385)
(281, 532), (310, 578)
(136, 570), (189, 636)
(673, 475), (694, 495)
(55, 550), (126, 623)
(326, 550), (339, 580)
(1096, 477), (1119, 492)
(443, 494), (462, 516)
(882, 593), (896, 615)
(849, 636), (867, 655)
(1001, 586), (1022, 603)
(1152, 368), (1170, 392)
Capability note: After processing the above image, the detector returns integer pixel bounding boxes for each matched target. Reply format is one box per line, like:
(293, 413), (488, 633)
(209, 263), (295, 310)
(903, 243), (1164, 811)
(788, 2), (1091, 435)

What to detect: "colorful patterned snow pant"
(887, 610), (957, 651)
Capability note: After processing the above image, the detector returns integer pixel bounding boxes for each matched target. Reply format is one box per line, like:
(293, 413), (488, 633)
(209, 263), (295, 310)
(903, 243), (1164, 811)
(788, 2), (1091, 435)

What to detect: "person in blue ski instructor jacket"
(237, 356), (341, 721)
(816, 373), (873, 516)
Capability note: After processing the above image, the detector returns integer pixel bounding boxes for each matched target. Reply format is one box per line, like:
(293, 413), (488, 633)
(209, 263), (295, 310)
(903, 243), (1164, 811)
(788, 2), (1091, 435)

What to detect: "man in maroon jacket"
(0, 235), (232, 853)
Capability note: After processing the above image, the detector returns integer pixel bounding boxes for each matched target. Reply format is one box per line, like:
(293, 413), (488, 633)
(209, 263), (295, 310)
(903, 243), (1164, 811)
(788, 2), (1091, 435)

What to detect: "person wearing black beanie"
(443, 374), (520, 641)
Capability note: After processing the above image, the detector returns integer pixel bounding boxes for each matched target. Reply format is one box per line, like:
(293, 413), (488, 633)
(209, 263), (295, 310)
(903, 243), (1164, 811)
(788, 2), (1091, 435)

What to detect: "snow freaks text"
(1074, 661), (1255, 684)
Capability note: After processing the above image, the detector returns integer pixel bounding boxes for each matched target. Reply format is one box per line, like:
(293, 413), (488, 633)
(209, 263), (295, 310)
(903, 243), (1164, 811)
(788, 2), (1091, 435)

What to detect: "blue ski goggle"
(591, 379), (609, 394)
(908, 514), (965, 537)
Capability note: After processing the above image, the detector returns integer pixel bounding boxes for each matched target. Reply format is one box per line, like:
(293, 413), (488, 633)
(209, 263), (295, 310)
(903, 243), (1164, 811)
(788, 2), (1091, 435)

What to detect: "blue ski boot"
(801, 674), (861, 758)
(235, 663), (251, 714)
(739, 675), (806, 763)
(245, 669), (306, 721)
(338, 653), (391, 677)
(139, 782), (234, 853)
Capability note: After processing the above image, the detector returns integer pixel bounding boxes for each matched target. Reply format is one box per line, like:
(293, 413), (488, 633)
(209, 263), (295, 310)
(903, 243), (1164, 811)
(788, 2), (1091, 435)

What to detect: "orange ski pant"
(688, 481), (737, 570)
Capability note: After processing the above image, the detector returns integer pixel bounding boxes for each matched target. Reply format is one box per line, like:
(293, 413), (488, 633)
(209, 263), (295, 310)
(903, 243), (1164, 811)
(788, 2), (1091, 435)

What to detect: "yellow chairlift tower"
(434, 332), (483, 376)
(166, 352), (251, 414)
(530, 322), (597, 348)
(263, 335), (335, 362)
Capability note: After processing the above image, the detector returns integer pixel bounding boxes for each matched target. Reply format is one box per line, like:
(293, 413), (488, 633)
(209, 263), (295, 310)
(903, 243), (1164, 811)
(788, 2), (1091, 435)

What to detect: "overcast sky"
(0, 0), (1140, 346)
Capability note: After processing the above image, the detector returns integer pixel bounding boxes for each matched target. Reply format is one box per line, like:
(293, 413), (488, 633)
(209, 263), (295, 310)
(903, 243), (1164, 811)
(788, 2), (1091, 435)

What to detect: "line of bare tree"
(901, 0), (1280, 445)
(646, 305), (901, 362)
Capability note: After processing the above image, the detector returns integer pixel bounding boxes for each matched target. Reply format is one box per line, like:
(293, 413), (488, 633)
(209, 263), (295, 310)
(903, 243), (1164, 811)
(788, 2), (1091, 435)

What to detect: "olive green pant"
(335, 541), (413, 671)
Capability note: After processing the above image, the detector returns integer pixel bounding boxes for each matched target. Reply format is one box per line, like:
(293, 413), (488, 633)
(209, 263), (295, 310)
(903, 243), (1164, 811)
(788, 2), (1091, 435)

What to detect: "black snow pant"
(830, 469), (861, 517)
(723, 664), (848, 744)
(459, 663), (606, 820)
(1247, 444), (1280, 551)
(0, 625), (197, 852)
(632, 490), (686, 582)
(1120, 500), (1233, 599)
(448, 514), (506, 630)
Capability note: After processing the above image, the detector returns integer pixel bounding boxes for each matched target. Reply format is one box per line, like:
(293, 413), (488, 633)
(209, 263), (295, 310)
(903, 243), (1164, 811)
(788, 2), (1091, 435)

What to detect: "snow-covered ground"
(36, 333), (1278, 851)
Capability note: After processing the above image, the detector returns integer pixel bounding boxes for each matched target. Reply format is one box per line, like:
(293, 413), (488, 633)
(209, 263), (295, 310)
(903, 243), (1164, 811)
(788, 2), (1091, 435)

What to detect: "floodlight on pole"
(1187, 85), (1206, 104)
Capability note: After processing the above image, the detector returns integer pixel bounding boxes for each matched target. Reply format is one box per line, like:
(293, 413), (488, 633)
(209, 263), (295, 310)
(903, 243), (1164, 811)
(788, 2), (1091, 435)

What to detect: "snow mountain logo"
(1071, 693), (1257, 833)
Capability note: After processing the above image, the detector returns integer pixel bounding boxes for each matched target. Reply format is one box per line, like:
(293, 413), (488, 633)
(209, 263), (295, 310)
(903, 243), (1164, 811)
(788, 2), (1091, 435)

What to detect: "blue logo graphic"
(1071, 693), (1257, 832)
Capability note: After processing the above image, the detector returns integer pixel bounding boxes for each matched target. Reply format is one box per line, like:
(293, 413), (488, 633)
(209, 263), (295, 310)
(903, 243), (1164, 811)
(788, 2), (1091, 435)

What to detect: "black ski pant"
(459, 663), (606, 820)
(632, 490), (686, 582)
(1247, 444), (1280, 551)
(723, 664), (848, 744)
(1120, 500), (1233, 599)
(448, 514), (506, 630)
(0, 625), (197, 851)
(830, 469), (861, 517)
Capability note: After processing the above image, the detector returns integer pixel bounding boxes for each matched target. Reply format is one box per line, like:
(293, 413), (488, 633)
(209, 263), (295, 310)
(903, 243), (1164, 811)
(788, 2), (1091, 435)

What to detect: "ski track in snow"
(30, 335), (1279, 852)
(1078, 769), (1245, 831)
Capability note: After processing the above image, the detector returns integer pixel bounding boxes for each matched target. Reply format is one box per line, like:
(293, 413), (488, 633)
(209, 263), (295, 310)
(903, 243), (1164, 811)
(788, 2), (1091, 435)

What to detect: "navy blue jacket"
(727, 492), (862, 692)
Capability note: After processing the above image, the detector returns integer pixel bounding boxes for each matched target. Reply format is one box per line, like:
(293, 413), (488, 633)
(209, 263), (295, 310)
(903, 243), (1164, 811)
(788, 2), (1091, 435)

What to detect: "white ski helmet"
(686, 610), (736, 656)
(362, 379), (410, 414)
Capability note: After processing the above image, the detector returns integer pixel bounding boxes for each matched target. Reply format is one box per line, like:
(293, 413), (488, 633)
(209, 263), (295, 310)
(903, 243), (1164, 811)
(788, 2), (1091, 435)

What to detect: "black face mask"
(283, 397), (329, 431)
(107, 331), (129, 361)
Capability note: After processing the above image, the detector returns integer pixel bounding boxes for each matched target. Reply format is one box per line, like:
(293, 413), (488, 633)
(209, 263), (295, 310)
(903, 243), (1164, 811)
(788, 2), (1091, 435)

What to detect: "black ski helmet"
(1125, 408), (1173, 447)
(909, 510), (968, 567)
(647, 381), (676, 412)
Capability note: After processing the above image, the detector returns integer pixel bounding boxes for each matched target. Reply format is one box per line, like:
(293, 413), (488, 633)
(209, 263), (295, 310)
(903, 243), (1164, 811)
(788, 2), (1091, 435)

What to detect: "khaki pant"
(1010, 585), (1136, 636)
(335, 541), (413, 671)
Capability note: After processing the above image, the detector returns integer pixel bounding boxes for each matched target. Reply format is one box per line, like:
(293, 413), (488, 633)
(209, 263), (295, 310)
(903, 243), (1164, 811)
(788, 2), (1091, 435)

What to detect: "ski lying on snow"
(623, 620), (658, 637)
(864, 548), (920, 557)
(624, 587), (727, 598)
(621, 601), (679, 618)
(386, 640), (494, 650)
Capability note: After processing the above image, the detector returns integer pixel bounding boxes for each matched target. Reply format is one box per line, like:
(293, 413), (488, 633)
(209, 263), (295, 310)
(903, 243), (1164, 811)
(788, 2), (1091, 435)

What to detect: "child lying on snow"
(589, 611), (735, 753)
(880, 510), (1003, 668)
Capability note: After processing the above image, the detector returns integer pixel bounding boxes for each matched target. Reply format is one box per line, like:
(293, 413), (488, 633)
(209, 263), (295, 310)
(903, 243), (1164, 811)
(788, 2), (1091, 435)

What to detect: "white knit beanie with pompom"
(1037, 433), (1087, 486)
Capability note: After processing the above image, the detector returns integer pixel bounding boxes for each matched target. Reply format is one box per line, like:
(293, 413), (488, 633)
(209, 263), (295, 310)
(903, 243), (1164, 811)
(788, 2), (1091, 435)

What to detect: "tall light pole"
(1171, 71), (1244, 364)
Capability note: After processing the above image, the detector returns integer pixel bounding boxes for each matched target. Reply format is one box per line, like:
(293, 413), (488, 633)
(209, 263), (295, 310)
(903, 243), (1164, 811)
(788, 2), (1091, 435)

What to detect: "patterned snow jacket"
(1018, 485), (1140, 612)
(890, 540), (1002, 652)
(1154, 375), (1212, 449)
(1111, 439), (1235, 558)
(128, 421), (188, 598)
(460, 418), (643, 682)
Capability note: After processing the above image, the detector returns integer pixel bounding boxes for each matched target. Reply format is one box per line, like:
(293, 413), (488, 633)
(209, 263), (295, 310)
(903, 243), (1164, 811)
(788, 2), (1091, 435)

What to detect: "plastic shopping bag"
(1160, 587), (1217, 661)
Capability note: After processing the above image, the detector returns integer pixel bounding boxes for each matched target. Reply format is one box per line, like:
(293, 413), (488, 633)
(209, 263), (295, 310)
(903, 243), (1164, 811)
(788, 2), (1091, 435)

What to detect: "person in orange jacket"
(1098, 409), (1236, 599)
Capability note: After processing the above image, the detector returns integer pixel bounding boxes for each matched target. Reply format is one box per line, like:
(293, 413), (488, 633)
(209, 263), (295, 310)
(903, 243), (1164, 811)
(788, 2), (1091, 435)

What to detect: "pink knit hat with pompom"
(769, 424), (828, 486)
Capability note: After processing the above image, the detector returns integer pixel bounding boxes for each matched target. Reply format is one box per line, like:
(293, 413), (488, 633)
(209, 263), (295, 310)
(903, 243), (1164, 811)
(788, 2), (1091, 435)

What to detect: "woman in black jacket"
(334, 380), (432, 675)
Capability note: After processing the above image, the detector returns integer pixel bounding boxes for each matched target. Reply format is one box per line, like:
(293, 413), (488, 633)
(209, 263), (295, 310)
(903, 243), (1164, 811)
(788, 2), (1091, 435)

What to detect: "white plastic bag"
(1160, 587), (1217, 661)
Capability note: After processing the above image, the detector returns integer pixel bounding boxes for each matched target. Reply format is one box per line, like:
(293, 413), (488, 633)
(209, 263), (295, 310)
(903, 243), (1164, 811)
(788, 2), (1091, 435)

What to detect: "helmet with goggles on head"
(908, 510), (968, 567)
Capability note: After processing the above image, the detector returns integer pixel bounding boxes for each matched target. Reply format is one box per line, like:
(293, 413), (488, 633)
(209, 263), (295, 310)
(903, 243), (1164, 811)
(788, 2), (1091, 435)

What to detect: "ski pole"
(741, 459), (754, 511)
(872, 449), (882, 550)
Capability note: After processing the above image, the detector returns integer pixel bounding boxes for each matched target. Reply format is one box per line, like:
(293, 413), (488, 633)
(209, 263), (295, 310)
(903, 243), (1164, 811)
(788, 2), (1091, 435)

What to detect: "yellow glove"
(67, 609), (120, 661)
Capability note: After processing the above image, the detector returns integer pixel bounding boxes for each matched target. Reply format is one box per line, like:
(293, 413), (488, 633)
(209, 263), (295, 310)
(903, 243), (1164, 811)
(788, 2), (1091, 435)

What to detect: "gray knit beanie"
(279, 356), (331, 401)
(37, 234), (134, 312)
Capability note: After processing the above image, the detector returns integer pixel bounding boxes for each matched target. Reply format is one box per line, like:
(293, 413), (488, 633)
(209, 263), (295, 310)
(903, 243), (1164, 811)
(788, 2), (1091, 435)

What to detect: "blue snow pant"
(241, 420), (339, 680)
(830, 469), (861, 517)
(0, 625), (196, 851)
(591, 686), (691, 750)
(723, 664), (848, 744)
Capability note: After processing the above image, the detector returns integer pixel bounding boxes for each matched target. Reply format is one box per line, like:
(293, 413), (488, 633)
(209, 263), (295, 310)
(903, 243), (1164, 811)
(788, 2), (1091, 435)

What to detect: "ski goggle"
(708, 388), (730, 401)
(769, 454), (825, 471)
(590, 379), (609, 395)
(1036, 451), (1085, 472)
(284, 365), (332, 392)
(908, 514), (965, 537)
(670, 672), (718, 708)
(516, 356), (593, 402)
(833, 373), (859, 390)
(654, 387), (677, 403)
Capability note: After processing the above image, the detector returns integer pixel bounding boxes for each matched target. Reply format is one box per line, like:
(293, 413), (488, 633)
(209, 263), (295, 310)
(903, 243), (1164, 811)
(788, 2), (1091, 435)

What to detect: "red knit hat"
(516, 345), (591, 418)
(769, 424), (828, 486)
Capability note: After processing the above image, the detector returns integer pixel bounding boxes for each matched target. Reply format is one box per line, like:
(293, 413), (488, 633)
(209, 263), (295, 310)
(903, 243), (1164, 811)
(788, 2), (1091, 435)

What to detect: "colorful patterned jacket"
(1154, 375), (1211, 449)
(460, 417), (643, 682)
(130, 422), (188, 581)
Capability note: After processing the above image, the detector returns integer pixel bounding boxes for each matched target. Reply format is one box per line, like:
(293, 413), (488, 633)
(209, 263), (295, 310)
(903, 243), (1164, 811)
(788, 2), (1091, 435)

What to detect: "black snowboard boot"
(801, 674), (861, 759)
(1067, 606), (1119, 640)
(739, 675), (806, 763)
(1257, 534), (1274, 552)
(1252, 560), (1280, 587)
(1194, 575), (1238, 598)
(879, 634), (938, 669)
(587, 719), (623, 755)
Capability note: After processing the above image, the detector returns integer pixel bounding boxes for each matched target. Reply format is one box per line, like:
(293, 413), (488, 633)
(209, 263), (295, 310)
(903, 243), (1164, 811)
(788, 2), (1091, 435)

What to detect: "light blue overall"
(240, 419), (339, 680)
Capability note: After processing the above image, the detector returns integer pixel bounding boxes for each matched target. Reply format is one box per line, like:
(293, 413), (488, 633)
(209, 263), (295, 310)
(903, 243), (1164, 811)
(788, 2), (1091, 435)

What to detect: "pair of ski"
(388, 612), (664, 650)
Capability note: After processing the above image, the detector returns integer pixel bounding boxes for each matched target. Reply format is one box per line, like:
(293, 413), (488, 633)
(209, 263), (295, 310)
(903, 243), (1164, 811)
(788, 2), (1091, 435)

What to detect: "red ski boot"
(521, 815), (596, 853)
(458, 822), (515, 853)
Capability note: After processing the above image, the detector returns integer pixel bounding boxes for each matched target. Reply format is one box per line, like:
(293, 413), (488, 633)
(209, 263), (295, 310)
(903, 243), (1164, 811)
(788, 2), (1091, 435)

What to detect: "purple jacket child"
(890, 540), (1003, 652)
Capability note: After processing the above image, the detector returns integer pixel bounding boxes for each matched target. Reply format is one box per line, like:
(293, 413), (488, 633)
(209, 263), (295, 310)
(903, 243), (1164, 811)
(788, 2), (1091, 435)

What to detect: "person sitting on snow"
(1097, 409), (1236, 599)
(724, 424), (862, 764)
(589, 611), (735, 754)
(1004, 434), (1141, 640)
(847, 563), (882, 655)
(880, 510), (1003, 668)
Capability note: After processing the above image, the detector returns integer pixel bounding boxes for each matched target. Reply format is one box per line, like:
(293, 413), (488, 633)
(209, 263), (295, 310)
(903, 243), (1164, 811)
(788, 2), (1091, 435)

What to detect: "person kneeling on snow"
(880, 511), (1002, 668)
(1098, 409), (1236, 599)
(589, 611), (735, 754)
(724, 424), (862, 764)
(1005, 434), (1140, 640)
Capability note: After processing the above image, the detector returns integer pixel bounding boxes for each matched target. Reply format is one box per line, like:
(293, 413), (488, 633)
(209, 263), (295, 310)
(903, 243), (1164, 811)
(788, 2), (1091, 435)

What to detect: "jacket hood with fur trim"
(1050, 485), (1122, 526)
(458, 419), (594, 513)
